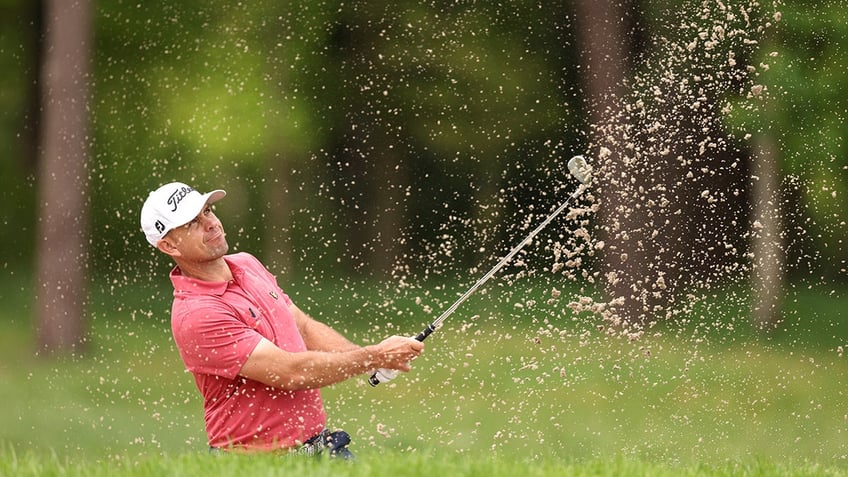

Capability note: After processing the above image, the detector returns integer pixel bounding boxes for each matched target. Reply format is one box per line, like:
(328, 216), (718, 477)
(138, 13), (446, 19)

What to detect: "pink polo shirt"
(169, 252), (326, 450)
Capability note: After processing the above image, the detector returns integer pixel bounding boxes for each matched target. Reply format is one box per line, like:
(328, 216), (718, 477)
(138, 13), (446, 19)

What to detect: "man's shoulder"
(170, 292), (240, 335)
(172, 292), (236, 316)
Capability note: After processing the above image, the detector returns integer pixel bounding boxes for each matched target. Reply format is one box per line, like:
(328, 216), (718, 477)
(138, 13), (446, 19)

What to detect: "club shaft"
(368, 183), (586, 386)
(430, 184), (585, 329)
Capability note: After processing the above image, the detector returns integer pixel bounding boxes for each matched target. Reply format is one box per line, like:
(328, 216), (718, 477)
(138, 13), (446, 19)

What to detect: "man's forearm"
(240, 335), (423, 391)
(303, 318), (359, 352)
(292, 305), (360, 352)
(242, 338), (379, 390)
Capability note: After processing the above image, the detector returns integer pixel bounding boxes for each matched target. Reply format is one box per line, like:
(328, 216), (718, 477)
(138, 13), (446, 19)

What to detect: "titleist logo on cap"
(168, 186), (195, 212)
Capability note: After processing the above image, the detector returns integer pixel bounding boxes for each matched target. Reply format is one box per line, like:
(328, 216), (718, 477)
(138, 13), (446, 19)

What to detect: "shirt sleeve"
(171, 301), (263, 380)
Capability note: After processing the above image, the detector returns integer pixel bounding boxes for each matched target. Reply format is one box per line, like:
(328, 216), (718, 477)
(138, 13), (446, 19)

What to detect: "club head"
(567, 155), (592, 185)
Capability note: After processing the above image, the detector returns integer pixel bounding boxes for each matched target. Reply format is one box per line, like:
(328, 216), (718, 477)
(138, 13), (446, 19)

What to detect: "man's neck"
(175, 257), (233, 282)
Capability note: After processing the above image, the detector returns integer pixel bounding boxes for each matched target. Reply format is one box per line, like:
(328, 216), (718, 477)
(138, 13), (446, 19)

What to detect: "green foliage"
(1, 0), (845, 284)
(37, 0), (588, 280)
(725, 1), (848, 277)
(0, 1), (38, 266)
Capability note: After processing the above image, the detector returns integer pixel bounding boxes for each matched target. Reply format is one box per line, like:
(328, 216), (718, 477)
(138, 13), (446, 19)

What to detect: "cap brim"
(205, 189), (226, 205)
(169, 189), (227, 230)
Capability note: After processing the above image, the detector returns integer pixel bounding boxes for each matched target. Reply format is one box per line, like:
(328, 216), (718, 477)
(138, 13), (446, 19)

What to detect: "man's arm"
(238, 335), (423, 391)
(290, 304), (360, 353)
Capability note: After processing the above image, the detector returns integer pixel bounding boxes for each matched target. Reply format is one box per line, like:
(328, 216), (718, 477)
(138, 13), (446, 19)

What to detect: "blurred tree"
(35, 0), (93, 354)
(751, 131), (784, 328)
(573, 0), (645, 323)
(318, 9), (409, 278)
(85, 0), (580, 284)
(0, 0), (41, 268)
(14, 0), (831, 322)
(312, 0), (577, 279)
(626, 0), (766, 324)
(738, 9), (785, 330)
(720, 3), (848, 326)
(730, 2), (848, 283)
(577, 0), (783, 328)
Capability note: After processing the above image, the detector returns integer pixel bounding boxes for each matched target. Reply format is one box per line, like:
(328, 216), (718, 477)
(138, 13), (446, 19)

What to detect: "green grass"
(2, 269), (848, 475)
(2, 447), (847, 477)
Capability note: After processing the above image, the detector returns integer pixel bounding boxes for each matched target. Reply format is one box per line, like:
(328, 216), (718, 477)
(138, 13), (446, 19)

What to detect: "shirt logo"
(269, 290), (278, 300)
(249, 307), (260, 323)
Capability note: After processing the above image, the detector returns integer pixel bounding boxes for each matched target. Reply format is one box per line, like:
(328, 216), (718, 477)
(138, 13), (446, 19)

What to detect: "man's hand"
(366, 336), (425, 386)
(369, 335), (424, 372)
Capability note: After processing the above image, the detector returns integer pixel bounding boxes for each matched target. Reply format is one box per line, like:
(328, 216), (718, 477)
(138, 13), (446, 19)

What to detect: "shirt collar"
(170, 255), (243, 297)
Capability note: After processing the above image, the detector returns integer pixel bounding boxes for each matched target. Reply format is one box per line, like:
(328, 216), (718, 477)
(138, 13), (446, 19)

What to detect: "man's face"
(160, 204), (229, 262)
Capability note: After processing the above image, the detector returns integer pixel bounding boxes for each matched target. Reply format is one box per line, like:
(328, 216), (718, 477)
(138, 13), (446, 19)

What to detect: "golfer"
(140, 182), (424, 457)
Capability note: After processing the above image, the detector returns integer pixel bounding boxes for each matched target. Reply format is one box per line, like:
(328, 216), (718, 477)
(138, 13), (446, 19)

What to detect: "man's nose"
(198, 213), (218, 228)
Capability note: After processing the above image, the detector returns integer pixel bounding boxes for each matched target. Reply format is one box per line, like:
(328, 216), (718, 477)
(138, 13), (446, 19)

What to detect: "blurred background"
(1, 0), (846, 464)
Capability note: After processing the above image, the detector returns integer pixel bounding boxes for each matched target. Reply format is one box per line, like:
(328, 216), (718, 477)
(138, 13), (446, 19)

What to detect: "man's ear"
(157, 236), (181, 257)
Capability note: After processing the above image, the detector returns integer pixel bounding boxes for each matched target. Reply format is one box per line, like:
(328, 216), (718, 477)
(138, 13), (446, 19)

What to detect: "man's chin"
(206, 235), (229, 255)
(200, 242), (228, 260)
(213, 243), (229, 257)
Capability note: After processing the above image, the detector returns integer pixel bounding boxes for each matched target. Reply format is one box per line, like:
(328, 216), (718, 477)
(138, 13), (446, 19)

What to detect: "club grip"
(368, 323), (437, 387)
(413, 323), (436, 342)
(367, 369), (398, 386)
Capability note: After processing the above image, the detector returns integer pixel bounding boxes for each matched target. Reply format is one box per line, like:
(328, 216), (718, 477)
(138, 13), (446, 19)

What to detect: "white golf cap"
(140, 182), (226, 247)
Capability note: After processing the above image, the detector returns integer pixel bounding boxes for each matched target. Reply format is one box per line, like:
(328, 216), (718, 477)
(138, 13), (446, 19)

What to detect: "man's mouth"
(206, 229), (224, 244)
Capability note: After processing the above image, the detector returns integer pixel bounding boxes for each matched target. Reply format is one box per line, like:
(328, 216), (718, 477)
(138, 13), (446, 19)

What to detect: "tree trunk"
(750, 133), (784, 329)
(367, 142), (406, 278)
(263, 159), (295, 278)
(573, 0), (648, 323)
(324, 18), (409, 279)
(35, 0), (93, 355)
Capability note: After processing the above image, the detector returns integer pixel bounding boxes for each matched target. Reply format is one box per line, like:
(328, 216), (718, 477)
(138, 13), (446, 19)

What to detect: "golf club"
(369, 155), (593, 386)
